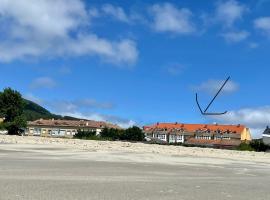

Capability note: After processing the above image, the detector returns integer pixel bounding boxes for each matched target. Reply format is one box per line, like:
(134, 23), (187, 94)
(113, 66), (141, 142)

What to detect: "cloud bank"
(149, 3), (196, 34)
(211, 106), (270, 138)
(0, 0), (138, 65)
(193, 79), (239, 94)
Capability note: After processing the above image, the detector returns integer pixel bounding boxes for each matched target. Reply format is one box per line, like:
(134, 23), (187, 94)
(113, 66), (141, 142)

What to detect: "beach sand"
(1, 135), (270, 200)
(1, 135), (270, 164)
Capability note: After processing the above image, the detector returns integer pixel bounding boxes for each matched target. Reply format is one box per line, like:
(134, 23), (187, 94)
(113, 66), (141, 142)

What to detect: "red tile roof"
(28, 119), (121, 129)
(144, 123), (247, 134)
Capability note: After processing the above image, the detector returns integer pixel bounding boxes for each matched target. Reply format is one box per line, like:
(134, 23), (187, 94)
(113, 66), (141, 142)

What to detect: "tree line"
(74, 126), (145, 142)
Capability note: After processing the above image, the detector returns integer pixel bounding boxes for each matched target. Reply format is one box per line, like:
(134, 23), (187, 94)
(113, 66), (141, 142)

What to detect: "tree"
(0, 88), (27, 135)
(99, 127), (144, 141)
(100, 128), (123, 140)
(120, 126), (145, 141)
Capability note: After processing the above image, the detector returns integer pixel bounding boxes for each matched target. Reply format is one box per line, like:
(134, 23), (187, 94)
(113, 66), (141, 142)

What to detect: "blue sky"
(0, 0), (270, 137)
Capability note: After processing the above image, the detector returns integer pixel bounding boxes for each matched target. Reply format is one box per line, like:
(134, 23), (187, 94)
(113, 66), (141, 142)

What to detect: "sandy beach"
(1, 135), (270, 164)
(1, 135), (270, 200)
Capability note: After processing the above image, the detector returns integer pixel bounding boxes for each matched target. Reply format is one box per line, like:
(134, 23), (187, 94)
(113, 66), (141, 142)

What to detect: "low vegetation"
(74, 130), (101, 140)
(236, 139), (270, 152)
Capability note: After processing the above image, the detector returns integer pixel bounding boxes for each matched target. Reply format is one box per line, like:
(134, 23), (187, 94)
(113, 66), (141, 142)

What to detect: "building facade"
(25, 119), (120, 138)
(262, 126), (270, 145)
(144, 123), (252, 148)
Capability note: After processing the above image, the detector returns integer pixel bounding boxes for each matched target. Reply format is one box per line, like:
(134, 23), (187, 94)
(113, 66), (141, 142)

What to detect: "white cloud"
(89, 4), (145, 25)
(221, 30), (249, 43)
(0, 0), (138, 65)
(45, 99), (114, 113)
(65, 34), (138, 65)
(30, 77), (57, 89)
(101, 4), (130, 23)
(215, 0), (248, 27)
(59, 111), (136, 129)
(75, 99), (114, 110)
(0, 0), (87, 38)
(193, 79), (239, 94)
(23, 93), (43, 104)
(254, 17), (270, 36)
(149, 3), (196, 34)
(211, 106), (270, 138)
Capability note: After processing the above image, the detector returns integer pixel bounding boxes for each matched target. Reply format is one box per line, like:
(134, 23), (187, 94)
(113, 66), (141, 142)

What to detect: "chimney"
(157, 122), (159, 125)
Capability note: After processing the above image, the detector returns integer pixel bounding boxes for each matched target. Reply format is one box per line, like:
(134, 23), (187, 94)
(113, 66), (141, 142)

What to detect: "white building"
(26, 119), (120, 138)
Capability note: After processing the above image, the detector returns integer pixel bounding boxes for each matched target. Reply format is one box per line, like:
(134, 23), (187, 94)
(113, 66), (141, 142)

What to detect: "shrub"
(74, 130), (96, 140)
(250, 139), (270, 152)
(236, 143), (255, 151)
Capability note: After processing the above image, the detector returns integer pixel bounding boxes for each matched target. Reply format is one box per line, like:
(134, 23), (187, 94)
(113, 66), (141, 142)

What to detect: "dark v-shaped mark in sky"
(196, 76), (230, 116)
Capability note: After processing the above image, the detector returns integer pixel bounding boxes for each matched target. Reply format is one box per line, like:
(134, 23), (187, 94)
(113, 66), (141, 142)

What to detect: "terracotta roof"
(28, 119), (121, 129)
(186, 138), (241, 146)
(143, 122), (247, 134)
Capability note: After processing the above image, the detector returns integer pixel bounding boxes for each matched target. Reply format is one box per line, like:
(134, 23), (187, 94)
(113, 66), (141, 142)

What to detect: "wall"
(26, 126), (78, 138)
(240, 128), (252, 141)
(26, 126), (103, 138)
(263, 135), (270, 145)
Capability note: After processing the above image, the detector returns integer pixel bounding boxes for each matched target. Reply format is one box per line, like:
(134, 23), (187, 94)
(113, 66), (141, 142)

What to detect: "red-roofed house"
(143, 122), (252, 148)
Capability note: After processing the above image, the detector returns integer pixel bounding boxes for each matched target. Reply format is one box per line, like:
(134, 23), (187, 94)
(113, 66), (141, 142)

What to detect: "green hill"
(22, 99), (80, 121)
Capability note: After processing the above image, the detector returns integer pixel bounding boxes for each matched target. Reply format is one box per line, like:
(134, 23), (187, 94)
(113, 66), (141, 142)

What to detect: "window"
(169, 135), (176, 143)
(195, 136), (211, 140)
(215, 136), (231, 140)
(59, 130), (66, 136)
(33, 128), (41, 135)
(157, 134), (166, 140)
(52, 129), (60, 136)
(176, 135), (183, 142)
(177, 135), (182, 140)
